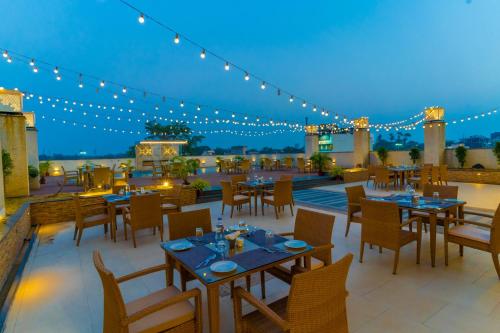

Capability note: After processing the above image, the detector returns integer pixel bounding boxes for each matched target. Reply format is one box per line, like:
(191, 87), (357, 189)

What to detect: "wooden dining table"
(237, 180), (275, 216)
(387, 166), (419, 189)
(161, 228), (313, 333)
(370, 194), (466, 267)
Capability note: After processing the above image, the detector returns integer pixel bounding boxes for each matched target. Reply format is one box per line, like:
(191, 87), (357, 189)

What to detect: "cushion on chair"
(234, 194), (250, 201)
(241, 297), (288, 333)
(448, 225), (490, 244)
(399, 230), (417, 245)
(351, 211), (362, 222)
(262, 195), (274, 202)
(411, 211), (453, 220)
(127, 286), (195, 333)
(161, 203), (178, 210)
(279, 257), (325, 272)
(83, 214), (109, 225)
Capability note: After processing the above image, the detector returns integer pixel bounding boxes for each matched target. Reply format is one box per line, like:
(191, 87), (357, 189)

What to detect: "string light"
(53, 66), (59, 74)
(29, 59), (35, 66)
(289, 95), (294, 103)
(138, 13), (145, 24)
(260, 81), (266, 90)
(302, 101), (307, 108)
(224, 62), (230, 71)
(244, 72), (250, 81)
(174, 33), (180, 44)
(200, 49), (206, 59)
(313, 106), (317, 112)
(32, 66), (38, 73)
(100, 80), (105, 87)
(180, 101), (184, 108)
(2, 50), (7, 58)
(56, 74), (61, 81)
(6, 56), (12, 63)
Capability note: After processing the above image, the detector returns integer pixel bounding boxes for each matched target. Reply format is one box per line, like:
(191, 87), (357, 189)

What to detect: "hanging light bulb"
(174, 33), (180, 44)
(232, 113), (236, 118)
(224, 62), (230, 71)
(289, 95), (294, 103)
(312, 105), (317, 112)
(113, 93), (118, 99)
(129, 99), (134, 104)
(335, 114), (339, 120)
(256, 117), (260, 122)
(29, 59), (35, 66)
(261, 81), (266, 90)
(2, 50), (7, 58)
(56, 74), (61, 81)
(100, 80), (105, 87)
(196, 105), (201, 111)
(180, 101), (184, 108)
(33, 66), (38, 73)
(138, 13), (145, 24)
(244, 72), (250, 81)
(214, 110), (219, 115)
(122, 87), (127, 94)
(53, 66), (59, 74)
(200, 49), (206, 59)
(302, 101), (307, 108)
(6, 56), (12, 63)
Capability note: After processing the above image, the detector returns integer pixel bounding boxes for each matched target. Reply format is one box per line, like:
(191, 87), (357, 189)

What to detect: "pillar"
(25, 112), (40, 190)
(304, 125), (319, 158)
(0, 138), (5, 218)
(423, 106), (446, 165)
(0, 89), (29, 197)
(353, 117), (370, 168)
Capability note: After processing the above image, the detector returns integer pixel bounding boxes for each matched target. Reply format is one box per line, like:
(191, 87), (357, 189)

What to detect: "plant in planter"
(39, 161), (51, 184)
(329, 166), (344, 180)
(215, 157), (222, 172)
(2, 149), (13, 178)
(455, 145), (467, 168)
(186, 158), (201, 175)
(120, 160), (135, 178)
(259, 157), (265, 170)
(310, 152), (332, 176)
(493, 141), (500, 165)
(190, 178), (210, 197)
(172, 156), (191, 185)
(376, 147), (389, 166)
(28, 165), (40, 189)
(409, 148), (420, 165)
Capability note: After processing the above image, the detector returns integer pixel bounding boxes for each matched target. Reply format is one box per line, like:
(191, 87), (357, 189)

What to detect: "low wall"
(0, 203), (32, 290)
(370, 150), (414, 166)
(448, 169), (500, 185)
(445, 148), (498, 169)
(325, 152), (354, 168)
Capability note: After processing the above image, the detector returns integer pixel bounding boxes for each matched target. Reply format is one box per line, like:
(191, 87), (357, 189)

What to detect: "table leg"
(165, 253), (174, 286)
(458, 205), (464, 219)
(254, 188), (258, 216)
(430, 213), (437, 267)
(110, 204), (117, 242)
(207, 285), (220, 333)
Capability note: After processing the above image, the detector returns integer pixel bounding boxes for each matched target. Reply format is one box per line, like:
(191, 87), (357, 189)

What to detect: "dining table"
(369, 194), (466, 267)
(161, 228), (313, 333)
(387, 166), (419, 189)
(237, 179), (275, 216)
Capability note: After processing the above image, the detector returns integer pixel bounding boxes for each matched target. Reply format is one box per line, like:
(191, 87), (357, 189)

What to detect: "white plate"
(210, 261), (237, 274)
(284, 240), (307, 249)
(170, 242), (194, 251)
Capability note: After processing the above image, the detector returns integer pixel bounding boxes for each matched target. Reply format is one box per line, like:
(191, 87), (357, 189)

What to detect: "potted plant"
(190, 178), (210, 197)
(28, 165), (40, 190)
(309, 152), (332, 176)
(376, 147), (389, 166)
(329, 165), (344, 180)
(120, 160), (135, 178)
(455, 145), (467, 168)
(186, 158), (201, 175)
(215, 157), (222, 172)
(2, 149), (13, 179)
(493, 141), (500, 166)
(409, 148), (420, 165)
(172, 156), (190, 185)
(259, 157), (265, 170)
(39, 161), (51, 184)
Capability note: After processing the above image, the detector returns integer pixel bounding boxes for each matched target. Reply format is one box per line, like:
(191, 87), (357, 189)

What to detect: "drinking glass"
(433, 192), (440, 201)
(238, 220), (246, 228)
(216, 240), (226, 260)
(195, 227), (204, 238)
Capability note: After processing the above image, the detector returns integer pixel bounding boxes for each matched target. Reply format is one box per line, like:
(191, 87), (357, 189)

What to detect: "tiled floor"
(4, 182), (500, 333)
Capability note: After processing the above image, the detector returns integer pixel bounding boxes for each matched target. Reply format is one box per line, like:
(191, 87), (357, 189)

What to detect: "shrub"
(409, 148), (420, 165)
(329, 166), (344, 179)
(309, 152), (332, 174)
(2, 149), (13, 177)
(455, 146), (467, 168)
(493, 142), (500, 165)
(39, 161), (51, 175)
(190, 178), (210, 192)
(28, 165), (39, 178)
(376, 147), (389, 166)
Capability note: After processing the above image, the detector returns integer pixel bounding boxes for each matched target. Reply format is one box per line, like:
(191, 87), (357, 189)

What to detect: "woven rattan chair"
(283, 157), (293, 169)
(239, 159), (251, 174)
(261, 180), (293, 219)
(439, 164), (448, 185)
(260, 208), (335, 299)
(167, 208), (213, 290)
(73, 196), (111, 246)
(344, 185), (366, 238)
(296, 158), (306, 173)
(221, 181), (252, 217)
(366, 165), (376, 187)
(233, 253), (353, 333)
(430, 166), (440, 185)
(93, 250), (202, 333)
(408, 166), (430, 190)
(62, 165), (80, 186)
(374, 167), (396, 190)
(444, 204), (500, 279)
(92, 167), (112, 190)
(160, 185), (183, 215)
(123, 193), (163, 248)
(360, 199), (422, 274)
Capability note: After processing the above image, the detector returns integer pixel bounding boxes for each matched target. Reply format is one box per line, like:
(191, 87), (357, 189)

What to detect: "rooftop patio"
(3, 182), (500, 333)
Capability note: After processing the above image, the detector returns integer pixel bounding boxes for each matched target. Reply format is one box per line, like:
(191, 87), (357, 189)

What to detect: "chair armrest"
(349, 202), (361, 207)
(312, 243), (334, 253)
(445, 217), (492, 229)
(234, 287), (289, 331)
(401, 216), (421, 228)
(83, 205), (110, 215)
(262, 189), (274, 196)
(463, 210), (494, 219)
(278, 232), (294, 237)
(126, 288), (201, 325)
(162, 196), (181, 205)
(117, 264), (169, 283)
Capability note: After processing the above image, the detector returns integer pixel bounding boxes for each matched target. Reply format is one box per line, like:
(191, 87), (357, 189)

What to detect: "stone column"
(353, 117), (370, 167)
(0, 138), (5, 218)
(25, 112), (40, 190)
(423, 107), (446, 165)
(304, 125), (319, 158)
(0, 89), (29, 197)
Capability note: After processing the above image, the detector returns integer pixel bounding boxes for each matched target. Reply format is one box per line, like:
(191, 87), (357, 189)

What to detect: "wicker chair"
(260, 208), (335, 299)
(239, 159), (251, 174)
(73, 196), (111, 246)
(264, 174), (295, 205)
(297, 158), (306, 173)
(123, 193), (164, 248)
(160, 185), (183, 215)
(92, 167), (112, 190)
(444, 204), (500, 279)
(439, 164), (448, 185)
(283, 157), (293, 169)
(344, 185), (366, 237)
(62, 165), (80, 186)
(430, 166), (440, 185)
(360, 199), (422, 274)
(221, 181), (252, 217)
(374, 167), (396, 190)
(366, 165), (376, 187)
(261, 180), (293, 219)
(233, 253), (353, 333)
(408, 166), (430, 190)
(93, 250), (202, 333)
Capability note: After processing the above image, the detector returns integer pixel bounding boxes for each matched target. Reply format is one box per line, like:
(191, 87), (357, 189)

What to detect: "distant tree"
(144, 121), (205, 155)
(376, 147), (389, 166)
(409, 148), (421, 165)
(2, 149), (13, 177)
(282, 146), (304, 153)
(259, 147), (277, 154)
(493, 141), (500, 165)
(403, 133), (411, 145)
(455, 146), (467, 168)
(214, 147), (227, 155)
(126, 146), (136, 157)
(389, 133), (395, 142)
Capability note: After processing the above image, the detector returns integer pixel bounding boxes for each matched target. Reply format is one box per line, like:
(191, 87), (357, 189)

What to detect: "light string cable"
(1, 49), (301, 127)
(117, 0), (354, 121)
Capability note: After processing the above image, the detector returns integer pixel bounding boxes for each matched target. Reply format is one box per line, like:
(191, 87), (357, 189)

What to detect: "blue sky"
(1, 0), (499, 155)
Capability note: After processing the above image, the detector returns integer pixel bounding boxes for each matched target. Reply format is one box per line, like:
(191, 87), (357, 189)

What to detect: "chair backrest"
(160, 184), (182, 197)
(264, 158), (272, 168)
(431, 166), (440, 183)
(284, 158), (293, 168)
(295, 208), (335, 264)
(129, 193), (162, 230)
(61, 165), (67, 174)
(168, 208), (212, 240)
(297, 158), (305, 170)
(419, 167), (430, 186)
(490, 203), (500, 249)
(374, 167), (390, 183)
(280, 174), (294, 181)
(93, 251), (127, 333)
(360, 199), (402, 249)
(240, 160), (251, 171)
(231, 174), (247, 187)
(286, 253), (353, 332)
(94, 167), (111, 188)
(367, 164), (376, 176)
(220, 181), (234, 204)
(439, 164), (448, 181)
(345, 185), (366, 206)
(73, 196), (84, 228)
(422, 184), (458, 199)
(273, 180), (293, 205)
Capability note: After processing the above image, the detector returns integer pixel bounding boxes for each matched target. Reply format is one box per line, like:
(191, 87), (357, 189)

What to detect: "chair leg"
(459, 245), (464, 257)
(124, 222), (128, 240)
(222, 203), (225, 215)
(260, 271), (266, 299)
(73, 226), (78, 240)
(132, 229), (137, 248)
(392, 249), (400, 274)
(345, 221), (351, 237)
(230, 281), (235, 298)
(379, 246), (382, 254)
(424, 223), (428, 233)
(492, 253), (500, 279)
(444, 238), (449, 266)
(289, 204), (294, 216)
(249, 200), (252, 216)
(246, 275), (251, 292)
(359, 241), (365, 263)
(76, 228), (84, 246)
(160, 223), (164, 242)
(230, 205), (234, 218)
(274, 206), (279, 219)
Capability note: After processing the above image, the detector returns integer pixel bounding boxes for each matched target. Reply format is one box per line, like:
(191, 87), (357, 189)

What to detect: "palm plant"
(409, 148), (420, 165)
(493, 142), (500, 166)
(310, 152), (332, 176)
(376, 147), (389, 166)
(455, 146), (467, 168)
